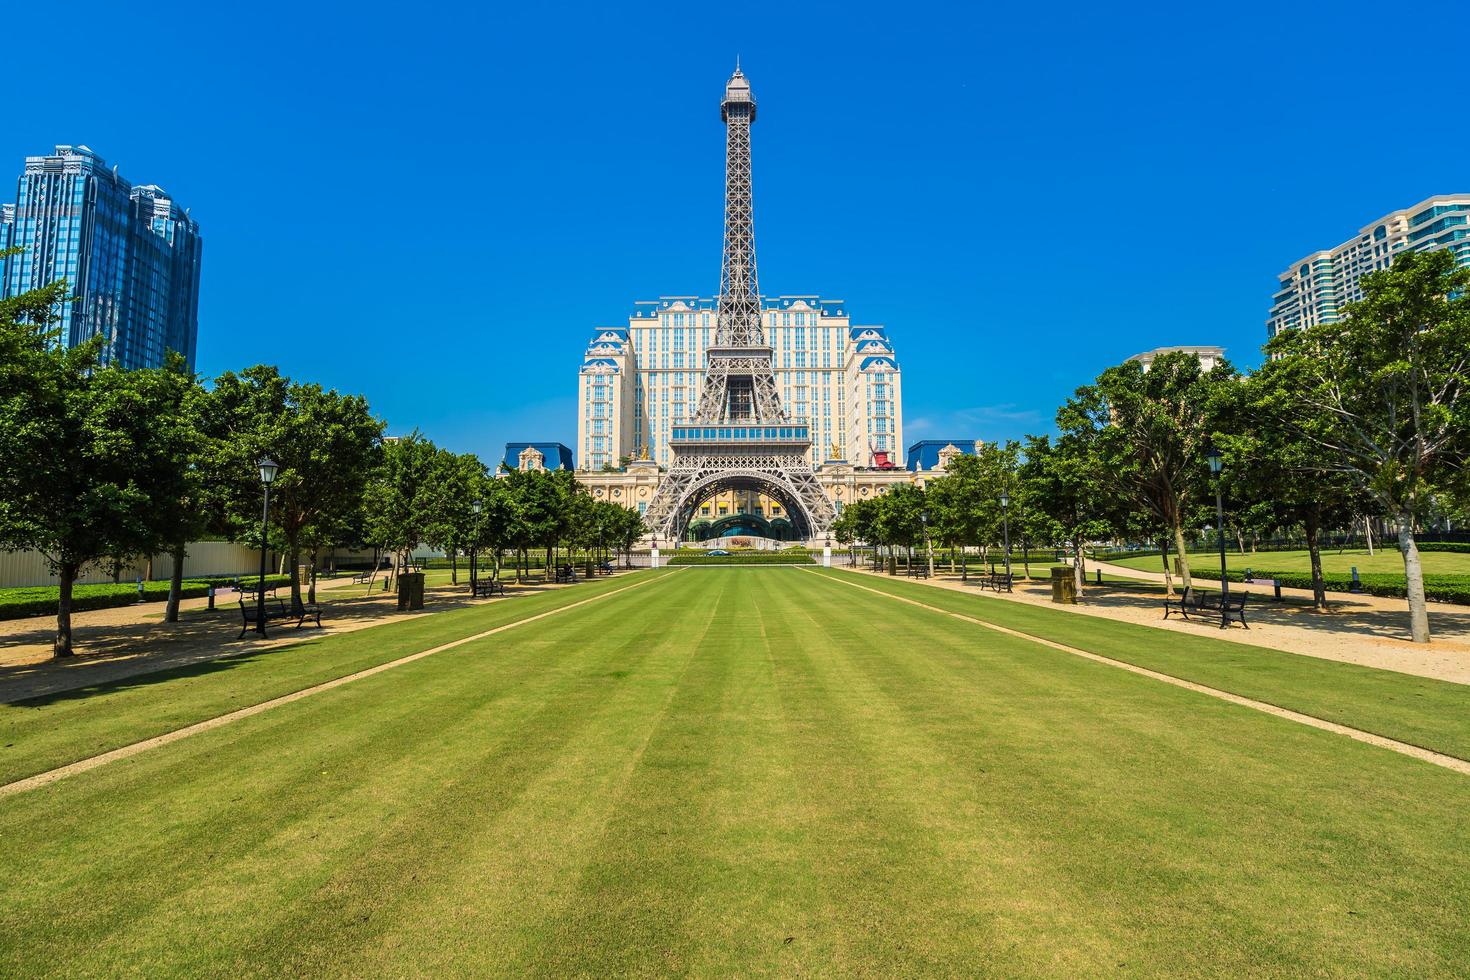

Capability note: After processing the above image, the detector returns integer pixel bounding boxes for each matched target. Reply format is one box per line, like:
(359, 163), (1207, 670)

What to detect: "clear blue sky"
(7, 0), (1467, 462)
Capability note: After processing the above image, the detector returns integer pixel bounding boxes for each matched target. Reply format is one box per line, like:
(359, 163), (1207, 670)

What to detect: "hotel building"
(1267, 195), (1470, 338)
(577, 294), (902, 472)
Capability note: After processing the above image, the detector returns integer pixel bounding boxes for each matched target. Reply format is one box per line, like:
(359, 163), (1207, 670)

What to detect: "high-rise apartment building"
(0, 145), (202, 370)
(577, 294), (902, 471)
(1267, 195), (1470, 338)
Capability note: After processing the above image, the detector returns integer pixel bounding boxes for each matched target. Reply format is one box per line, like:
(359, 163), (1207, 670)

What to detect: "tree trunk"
(1397, 514), (1430, 643)
(1303, 510), (1328, 612)
(288, 539), (302, 611)
(1364, 517), (1375, 557)
(55, 560), (78, 658)
(1172, 521), (1193, 591)
(1072, 539), (1085, 592)
(450, 549), (459, 585)
(165, 542), (186, 623)
(1160, 534), (1175, 597)
(308, 548), (319, 605)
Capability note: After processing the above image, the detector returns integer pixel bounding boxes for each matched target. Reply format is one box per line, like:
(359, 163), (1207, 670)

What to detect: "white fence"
(0, 541), (266, 589)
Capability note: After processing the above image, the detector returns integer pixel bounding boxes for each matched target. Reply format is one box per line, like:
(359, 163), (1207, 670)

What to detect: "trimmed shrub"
(0, 574), (290, 621)
(667, 552), (815, 565)
(1224, 569), (1470, 606)
(191, 573), (292, 589)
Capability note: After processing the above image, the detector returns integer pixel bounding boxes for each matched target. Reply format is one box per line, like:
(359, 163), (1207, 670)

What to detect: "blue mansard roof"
(502, 442), (575, 472)
(906, 439), (981, 472)
(858, 356), (898, 371)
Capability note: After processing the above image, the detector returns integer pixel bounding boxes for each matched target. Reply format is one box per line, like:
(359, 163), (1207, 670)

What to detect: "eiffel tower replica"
(643, 66), (837, 542)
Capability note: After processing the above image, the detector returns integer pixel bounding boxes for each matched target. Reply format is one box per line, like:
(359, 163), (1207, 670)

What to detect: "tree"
(146, 357), (212, 623)
(207, 366), (383, 610)
(1218, 369), (1370, 611)
(0, 274), (205, 655)
(1264, 250), (1470, 642)
(873, 485), (926, 566)
(1082, 351), (1237, 592)
(364, 432), (441, 577)
(423, 450), (487, 585)
(1020, 432), (1120, 592)
(501, 467), (575, 580)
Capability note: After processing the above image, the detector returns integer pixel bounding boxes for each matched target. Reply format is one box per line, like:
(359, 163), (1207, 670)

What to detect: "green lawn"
(2, 567), (1469, 975)
(1108, 546), (1469, 577)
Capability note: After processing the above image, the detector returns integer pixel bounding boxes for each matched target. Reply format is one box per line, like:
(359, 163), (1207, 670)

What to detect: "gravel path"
(849, 561), (1470, 685)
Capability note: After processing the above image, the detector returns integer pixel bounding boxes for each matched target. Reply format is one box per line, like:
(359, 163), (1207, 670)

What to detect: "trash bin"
(398, 571), (425, 611)
(1051, 566), (1077, 604)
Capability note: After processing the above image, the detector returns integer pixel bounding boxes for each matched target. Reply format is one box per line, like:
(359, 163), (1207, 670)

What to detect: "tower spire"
(642, 69), (836, 542)
(715, 63), (761, 348)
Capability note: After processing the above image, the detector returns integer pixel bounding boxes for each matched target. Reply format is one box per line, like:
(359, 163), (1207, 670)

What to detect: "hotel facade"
(1267, 194), (1470, 338)
(577, 295), (901, 472)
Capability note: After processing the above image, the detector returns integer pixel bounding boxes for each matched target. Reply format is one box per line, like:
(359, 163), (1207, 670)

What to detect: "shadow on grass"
(0, 579), (571, 705)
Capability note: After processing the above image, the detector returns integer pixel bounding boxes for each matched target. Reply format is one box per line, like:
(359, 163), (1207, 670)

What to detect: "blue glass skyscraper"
(0, 145), (202, 370)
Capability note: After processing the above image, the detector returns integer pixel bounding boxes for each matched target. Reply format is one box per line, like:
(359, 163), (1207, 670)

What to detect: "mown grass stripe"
(0, 569), (682, 800)
(807, 567), (1470, 776)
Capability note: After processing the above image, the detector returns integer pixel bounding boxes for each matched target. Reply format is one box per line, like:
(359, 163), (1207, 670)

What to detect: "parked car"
(707, 549), (731, 556)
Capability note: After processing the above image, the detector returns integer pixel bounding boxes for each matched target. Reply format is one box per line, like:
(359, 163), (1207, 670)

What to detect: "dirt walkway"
(845, 563), (1470, 685)
(0, 579), (570, 704)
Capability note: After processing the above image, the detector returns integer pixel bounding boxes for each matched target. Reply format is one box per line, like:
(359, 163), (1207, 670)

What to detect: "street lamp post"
(920, 509), (933, 578)
(1000, 489), (1012, 589)
(1204, 442), (1228, 628)
(470, 499), (482, 593)
(255, 457), (278, 635)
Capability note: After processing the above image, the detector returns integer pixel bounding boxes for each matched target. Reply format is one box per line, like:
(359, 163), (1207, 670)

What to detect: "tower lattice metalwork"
(643, 67), (837, 541)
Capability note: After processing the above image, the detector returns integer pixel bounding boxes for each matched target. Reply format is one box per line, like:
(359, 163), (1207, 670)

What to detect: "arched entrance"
(665, 471), (826, 543)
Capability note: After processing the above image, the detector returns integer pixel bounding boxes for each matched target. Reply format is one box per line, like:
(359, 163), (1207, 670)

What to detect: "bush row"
(0, 574), (293, 621)
(1223, 569), (1470, 605)
(667, 553), (816, 565)
(1096, 541), (1470, 562)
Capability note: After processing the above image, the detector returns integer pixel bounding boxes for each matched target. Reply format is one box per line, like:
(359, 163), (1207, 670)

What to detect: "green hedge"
(0, 574), (292, 621)
(1224, 569), (1470, 605)
(668, 552), (815, 565)
(1420, 542), (1470, 554)
(192, 573), (292, 589)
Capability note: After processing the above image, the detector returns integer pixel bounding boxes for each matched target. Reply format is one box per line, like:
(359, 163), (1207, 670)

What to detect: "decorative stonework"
(518, 446), (545, 472)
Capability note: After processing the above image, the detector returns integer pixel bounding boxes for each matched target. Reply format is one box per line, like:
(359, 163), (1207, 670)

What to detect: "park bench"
(597, 560), (614, 575)
(1162, 586), (1214, 621)
(987, 570), (1014, 593)
(236, 578), (279, 600)
(237, 597), (323, 638)
(1220, 592), (1250, 629)
(472, 577), (506, 598)
(554, 563), (578, 584)
(906, 564), (929, 579)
